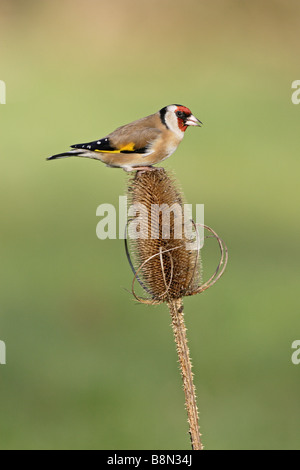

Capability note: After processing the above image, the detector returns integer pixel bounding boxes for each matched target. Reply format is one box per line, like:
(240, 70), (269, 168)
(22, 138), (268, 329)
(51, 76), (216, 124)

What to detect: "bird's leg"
(134, 166), (155, 171)
(123, 166), (152, 173)
(133, 166), (165, 177)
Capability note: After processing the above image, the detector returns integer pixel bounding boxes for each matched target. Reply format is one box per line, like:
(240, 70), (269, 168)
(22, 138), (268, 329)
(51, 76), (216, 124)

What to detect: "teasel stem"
(168, 298), (203, 451)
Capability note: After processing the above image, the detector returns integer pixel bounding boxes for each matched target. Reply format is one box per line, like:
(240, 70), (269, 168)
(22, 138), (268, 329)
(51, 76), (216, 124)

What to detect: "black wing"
(71, 137), (149, 154)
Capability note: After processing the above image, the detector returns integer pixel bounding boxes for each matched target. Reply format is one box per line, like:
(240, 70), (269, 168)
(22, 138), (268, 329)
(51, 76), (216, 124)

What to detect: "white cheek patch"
(165, 109), (184, 139)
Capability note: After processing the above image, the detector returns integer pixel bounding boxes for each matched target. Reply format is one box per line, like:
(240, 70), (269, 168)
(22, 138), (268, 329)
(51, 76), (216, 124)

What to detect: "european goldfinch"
(48, 105), (202, 172)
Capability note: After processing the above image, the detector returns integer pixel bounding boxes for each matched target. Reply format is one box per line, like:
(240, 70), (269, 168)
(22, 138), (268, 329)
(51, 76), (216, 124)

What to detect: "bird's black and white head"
(159, 105), (202, 138)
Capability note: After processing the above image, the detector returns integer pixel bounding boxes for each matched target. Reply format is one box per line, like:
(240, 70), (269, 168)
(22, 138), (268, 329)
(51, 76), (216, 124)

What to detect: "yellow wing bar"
(94, 142), (136, 154)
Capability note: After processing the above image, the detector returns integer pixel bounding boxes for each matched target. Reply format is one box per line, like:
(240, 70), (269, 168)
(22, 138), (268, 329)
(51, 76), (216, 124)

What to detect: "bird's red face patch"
(175, 106), (192, 132)
(177, 106), (192, 115)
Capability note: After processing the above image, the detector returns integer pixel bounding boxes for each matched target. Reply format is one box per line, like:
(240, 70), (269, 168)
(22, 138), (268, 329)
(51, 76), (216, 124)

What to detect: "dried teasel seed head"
(126, 168), (201, 303)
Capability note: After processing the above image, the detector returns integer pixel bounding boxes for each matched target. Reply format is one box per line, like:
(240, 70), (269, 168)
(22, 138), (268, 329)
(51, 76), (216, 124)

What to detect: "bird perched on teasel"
(48, 105), (202, 172)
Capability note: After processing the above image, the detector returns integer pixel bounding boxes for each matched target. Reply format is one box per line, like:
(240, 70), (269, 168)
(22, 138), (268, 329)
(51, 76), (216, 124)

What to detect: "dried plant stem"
(168, 298), (203, 451)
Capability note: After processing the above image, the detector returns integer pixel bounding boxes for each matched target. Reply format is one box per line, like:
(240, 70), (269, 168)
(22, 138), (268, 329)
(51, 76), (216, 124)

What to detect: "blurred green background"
(1, 0), (300, 450)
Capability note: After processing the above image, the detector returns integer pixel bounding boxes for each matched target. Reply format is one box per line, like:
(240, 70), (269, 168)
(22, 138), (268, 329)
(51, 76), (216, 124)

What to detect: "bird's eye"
(176, 111), (185, 119)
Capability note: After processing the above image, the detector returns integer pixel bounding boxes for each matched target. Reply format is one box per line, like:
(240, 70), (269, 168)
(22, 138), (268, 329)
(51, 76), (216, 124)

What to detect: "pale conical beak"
(185, 115), (203, 127)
